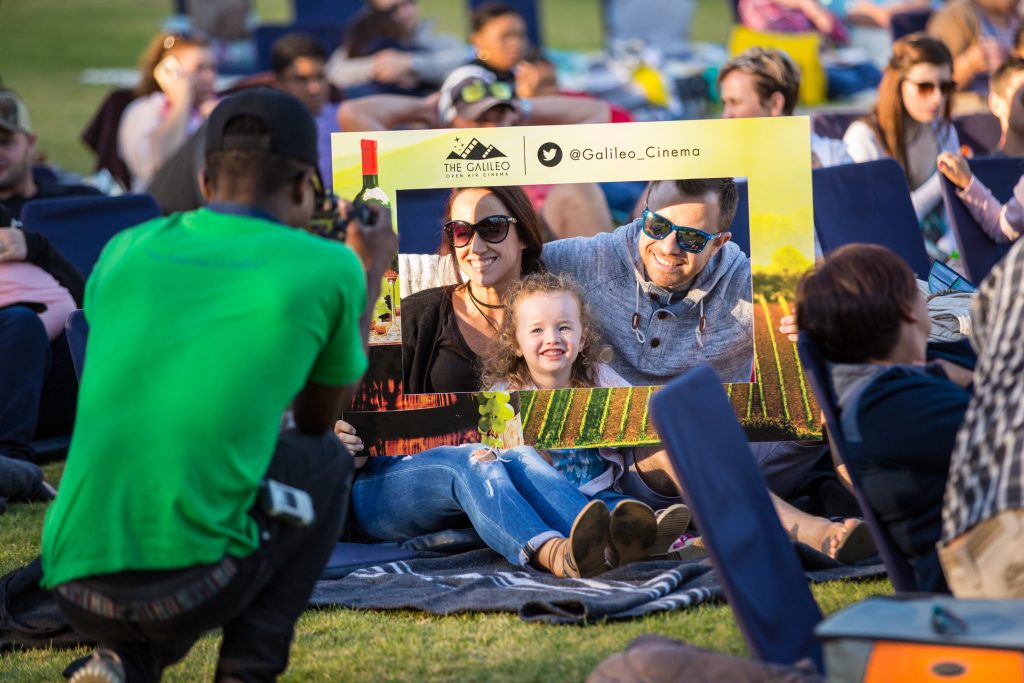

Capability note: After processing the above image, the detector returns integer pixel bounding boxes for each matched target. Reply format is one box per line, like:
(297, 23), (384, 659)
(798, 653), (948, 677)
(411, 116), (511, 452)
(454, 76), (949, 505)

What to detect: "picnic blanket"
(310, 544), (885, 625)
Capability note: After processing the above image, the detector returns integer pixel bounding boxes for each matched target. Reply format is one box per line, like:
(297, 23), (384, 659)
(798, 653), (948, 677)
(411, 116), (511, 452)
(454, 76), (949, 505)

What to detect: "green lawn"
(0, 3), (890, 680)
(1, 462), (891, 682)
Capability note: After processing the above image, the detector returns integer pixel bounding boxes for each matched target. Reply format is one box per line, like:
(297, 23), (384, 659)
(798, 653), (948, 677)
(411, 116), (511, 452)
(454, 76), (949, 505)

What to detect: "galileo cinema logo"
(443, 136), (511, 180)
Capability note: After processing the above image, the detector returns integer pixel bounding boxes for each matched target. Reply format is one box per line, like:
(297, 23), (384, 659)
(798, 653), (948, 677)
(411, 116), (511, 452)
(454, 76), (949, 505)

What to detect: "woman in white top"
(844, 34), (960, 258)
(118, 33), (218, 191)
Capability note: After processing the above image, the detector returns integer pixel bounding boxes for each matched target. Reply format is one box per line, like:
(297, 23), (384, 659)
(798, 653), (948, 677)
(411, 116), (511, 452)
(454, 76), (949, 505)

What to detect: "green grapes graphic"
(476, 391), (514, 448)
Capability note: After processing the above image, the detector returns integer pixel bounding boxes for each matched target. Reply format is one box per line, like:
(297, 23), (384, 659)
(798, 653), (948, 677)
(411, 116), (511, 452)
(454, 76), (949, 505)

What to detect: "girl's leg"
(352, 445), (561, 566)
(496, 446), (593, 537)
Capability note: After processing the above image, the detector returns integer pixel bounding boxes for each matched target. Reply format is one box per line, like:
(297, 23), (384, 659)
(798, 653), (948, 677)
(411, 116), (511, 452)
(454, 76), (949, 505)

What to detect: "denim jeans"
(352, 444), (593, 566)
(54, 429), (353, 683)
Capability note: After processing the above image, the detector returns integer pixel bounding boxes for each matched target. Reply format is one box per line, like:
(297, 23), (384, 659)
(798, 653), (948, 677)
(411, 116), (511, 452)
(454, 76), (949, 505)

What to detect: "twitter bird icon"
(537, 143), (563, 167)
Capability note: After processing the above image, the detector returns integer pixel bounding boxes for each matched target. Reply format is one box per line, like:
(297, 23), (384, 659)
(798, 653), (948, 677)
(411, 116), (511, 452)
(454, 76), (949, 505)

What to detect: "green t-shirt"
(41, 208), (368, 588)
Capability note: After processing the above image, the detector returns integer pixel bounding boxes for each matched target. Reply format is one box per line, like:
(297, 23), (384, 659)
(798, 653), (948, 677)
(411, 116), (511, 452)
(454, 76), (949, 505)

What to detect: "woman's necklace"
(465, 286), (504, 333)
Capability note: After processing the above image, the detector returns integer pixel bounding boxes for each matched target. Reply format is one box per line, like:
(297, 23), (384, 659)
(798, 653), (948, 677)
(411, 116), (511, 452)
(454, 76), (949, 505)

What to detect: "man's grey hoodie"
(542, 218), (753, 385)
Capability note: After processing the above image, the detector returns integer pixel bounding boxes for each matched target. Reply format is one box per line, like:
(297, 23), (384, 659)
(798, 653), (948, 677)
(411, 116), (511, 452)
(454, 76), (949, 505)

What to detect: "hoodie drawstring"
(632, 281), (646, 344)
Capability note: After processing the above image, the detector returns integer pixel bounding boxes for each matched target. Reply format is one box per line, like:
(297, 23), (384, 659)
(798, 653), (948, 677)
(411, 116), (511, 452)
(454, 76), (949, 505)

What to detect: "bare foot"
(821, 518), (875, 564)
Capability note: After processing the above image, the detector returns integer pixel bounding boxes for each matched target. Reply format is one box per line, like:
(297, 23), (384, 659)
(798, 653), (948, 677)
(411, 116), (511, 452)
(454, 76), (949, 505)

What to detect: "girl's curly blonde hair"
(481, 272), (604, 390)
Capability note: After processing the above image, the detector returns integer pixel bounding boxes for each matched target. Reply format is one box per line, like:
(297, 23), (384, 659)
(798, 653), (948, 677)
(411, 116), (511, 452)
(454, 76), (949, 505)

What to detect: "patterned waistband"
(56, 556), (239, 622)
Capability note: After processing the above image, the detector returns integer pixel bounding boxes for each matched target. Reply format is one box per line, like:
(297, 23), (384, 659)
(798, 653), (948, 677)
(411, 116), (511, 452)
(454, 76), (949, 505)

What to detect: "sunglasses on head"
(905, 79), (956, 97)
(458, 80), (514, 105)
(641, 207), (727, 254)
(444, 215), (517, 248)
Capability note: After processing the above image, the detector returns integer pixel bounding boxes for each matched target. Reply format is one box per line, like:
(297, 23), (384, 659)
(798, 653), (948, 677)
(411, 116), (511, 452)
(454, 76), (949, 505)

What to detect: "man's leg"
(0, 306), (50, 461)
(628, 446), (873, 562)
(215, 429), (353, 682)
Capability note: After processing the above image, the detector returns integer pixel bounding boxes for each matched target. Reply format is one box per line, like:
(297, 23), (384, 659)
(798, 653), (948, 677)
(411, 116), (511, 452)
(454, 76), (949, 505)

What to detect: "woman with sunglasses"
(843, 34), (960, 259)
(118, 33), (219, 191)
(401, 185), (544, 393)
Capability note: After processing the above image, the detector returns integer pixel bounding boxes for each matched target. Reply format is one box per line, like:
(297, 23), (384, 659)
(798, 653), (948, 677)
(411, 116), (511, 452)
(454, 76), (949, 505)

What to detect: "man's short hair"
(270, 33), (328, 75)
(717, 47), (801, 116)
(205, 115), (311, 196)
(653, 178), (739, 232)
(795, 244), (918, 363)
(990, 55), (1024, 99)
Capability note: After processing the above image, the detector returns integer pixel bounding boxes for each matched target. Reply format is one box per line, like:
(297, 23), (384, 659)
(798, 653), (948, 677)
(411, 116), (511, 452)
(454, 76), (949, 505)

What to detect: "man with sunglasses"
(42, 89), (397, 683)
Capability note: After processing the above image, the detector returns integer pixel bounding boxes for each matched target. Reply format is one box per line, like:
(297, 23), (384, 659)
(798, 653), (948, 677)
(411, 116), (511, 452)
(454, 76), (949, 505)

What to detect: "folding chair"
(940, 156), (1023, 283)
(469, 0), (542, 48)
(954, 113), (1002, 157)
(396, 188), (449, 254)
(812, 159), (932, 279)
(731, 178), (751, 258)
(20, 194), (161, 280)
(252, 23), (349, 72)
(650, 364), (825, 672)
(889, 8), (931, 41)
(796, 333), (919, 592)
(293, 0), (363, 24)
(65, 310), (89, 381)
(810, 110), (862, 141)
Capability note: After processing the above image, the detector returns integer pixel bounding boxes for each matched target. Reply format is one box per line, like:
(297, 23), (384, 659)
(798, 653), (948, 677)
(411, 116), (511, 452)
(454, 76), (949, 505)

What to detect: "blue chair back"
(294, 0), (364, 23)
(812, 159), (932, 279)
(20, 194), (161, 281)
(650, 364), (825, 672)
(796, 333), (919, 592)
(252, 23), (349, 72)
(890, 8), (931, 41)
(65, 310), (89, 380)
(810, 110), (862, 140)
(940, 156), (1023, 283)
(469, 0), (542, 48)
(954, 113), (1002, 157)
(731, 179), (750, 257)
(396, 188), (450, 254)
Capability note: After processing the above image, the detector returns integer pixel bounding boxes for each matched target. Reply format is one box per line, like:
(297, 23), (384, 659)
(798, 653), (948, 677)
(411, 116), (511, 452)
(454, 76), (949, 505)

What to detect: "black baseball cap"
(205, 88), (319, 169)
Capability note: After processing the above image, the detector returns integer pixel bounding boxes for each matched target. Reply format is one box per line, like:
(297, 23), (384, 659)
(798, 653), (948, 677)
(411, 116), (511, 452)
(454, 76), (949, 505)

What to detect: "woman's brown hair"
(868, 33), (953, 173)
(439, 185), (545, 286)
(135, 32), (210, 97)
(481, 272), (602, 390)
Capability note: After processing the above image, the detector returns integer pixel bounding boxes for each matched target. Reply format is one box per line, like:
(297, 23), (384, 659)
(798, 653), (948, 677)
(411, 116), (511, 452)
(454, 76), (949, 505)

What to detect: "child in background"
(482, 272), (697, 563)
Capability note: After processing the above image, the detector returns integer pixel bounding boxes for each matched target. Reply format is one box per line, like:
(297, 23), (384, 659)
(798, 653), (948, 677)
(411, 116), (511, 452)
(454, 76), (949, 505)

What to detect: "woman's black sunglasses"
(443, 215), (517, 248)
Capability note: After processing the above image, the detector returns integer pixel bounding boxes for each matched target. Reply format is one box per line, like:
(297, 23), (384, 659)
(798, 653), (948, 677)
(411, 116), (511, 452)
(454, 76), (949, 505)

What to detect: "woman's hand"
(779, 313), (799, 343)
(937, 151), (973, 190)
(334, 419), (364, 453)
(0, 227), (28, 263)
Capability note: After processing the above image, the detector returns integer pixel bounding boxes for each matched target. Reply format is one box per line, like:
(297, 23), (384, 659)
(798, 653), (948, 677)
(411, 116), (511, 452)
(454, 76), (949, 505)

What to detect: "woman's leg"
(352, 445), (562, 566)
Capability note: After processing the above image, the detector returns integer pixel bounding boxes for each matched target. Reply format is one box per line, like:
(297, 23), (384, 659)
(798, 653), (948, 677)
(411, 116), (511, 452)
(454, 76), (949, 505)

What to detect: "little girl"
(482, 271), (695, 563)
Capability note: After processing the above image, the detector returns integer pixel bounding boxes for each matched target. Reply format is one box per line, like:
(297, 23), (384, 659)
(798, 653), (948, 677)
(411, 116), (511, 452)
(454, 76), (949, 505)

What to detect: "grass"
(0, 2), (891, 680)
(1, 462), (892, 682)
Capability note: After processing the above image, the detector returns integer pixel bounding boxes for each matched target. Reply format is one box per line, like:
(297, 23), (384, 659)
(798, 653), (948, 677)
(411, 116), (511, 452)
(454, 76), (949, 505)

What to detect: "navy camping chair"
(889, 8), (931, 41)
(954, 113), (1002, 157)
(940, 156), (1023, 283)
(796, 333), (919, 592)
(252, 23), (349, 72)
(812, 159), (932, 279)
(20, 194), (161, 281)
(396, 188), (449, 254)
(650, 364), (825, 672)
(731, 179), (750, 258)
(469, 0), (542, 48)
(810, 110), (862, 141)
(293, 0), (363, 23)
(65, 310), (89, 381)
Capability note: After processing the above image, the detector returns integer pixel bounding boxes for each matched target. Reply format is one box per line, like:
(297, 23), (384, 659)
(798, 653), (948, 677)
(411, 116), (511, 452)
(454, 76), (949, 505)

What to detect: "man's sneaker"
(68, 649), (125, 683)
(666, 533), (708, 561)
(650, 504), (691, 557)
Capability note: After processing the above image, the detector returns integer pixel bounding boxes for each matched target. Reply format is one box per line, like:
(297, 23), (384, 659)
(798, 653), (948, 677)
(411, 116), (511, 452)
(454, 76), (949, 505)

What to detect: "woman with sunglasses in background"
(118, 33), (219, 191)
(401, 185), (544, 393)
(844, 34), (960, 260)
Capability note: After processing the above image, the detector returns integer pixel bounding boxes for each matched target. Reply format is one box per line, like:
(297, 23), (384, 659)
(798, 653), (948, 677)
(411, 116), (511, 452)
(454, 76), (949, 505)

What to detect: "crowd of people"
(4, 0), (1024, 680)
